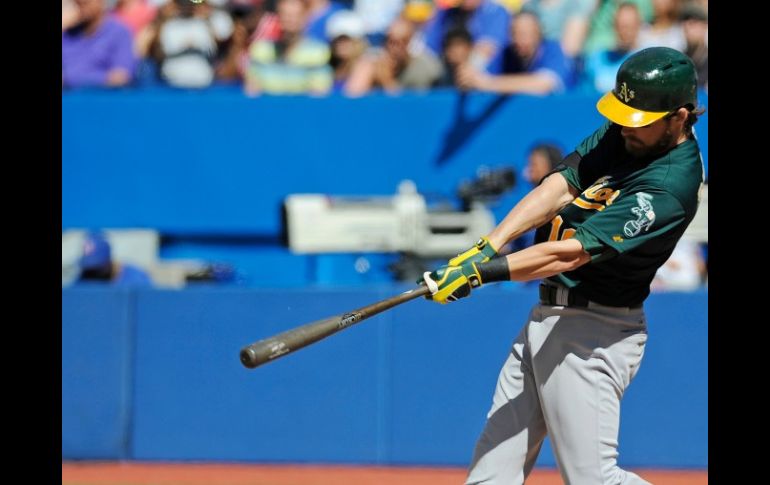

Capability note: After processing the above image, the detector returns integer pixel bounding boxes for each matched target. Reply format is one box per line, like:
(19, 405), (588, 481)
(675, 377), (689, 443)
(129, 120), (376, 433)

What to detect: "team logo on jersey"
(623, 193), (655, 237)
(573, 176), (620, 211)
(618, 82), (635, 103)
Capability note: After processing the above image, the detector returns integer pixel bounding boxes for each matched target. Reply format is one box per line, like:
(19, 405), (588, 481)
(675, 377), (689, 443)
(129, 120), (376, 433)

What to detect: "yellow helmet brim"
(596, 91), (669, 128)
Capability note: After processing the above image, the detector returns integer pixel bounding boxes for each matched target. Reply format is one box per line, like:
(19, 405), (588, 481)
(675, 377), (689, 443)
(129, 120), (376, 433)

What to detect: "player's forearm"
(502, 238), (590, 282)
(487, 172), (577, 250)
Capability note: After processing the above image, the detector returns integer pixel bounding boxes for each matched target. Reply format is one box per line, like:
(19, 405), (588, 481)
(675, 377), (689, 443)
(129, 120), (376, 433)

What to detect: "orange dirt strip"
(61, 462), (707, 485)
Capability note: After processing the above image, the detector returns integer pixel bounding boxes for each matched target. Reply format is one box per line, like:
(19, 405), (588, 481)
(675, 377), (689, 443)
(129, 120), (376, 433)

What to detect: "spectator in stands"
(582, 2), (642, 93)
(326, 10), (369, 94)
(244, 0), (333, 95)
(353, 0), (406, 47)
(63, 0), (81, 30)
(198, 0), (237, 46)
(113, 0), (157, 36)
(133, 0), (173, 86)
(422, 0), (511, 74)
(346, 16), (443, 95)
(582, 0), (652, 56)
(511, 142), (564, 252)
(215, 0), (276, 83)
(680, 1), (707, 90)
(456, 10), (574, 95)
(150, 0), (228, 88)
(305, 0), (347, 42)
(637, 0), (686, 51)
(524, 142), (563, 186)
(403, 0), (436, 58)
(520, 0), (596, 59)
(242, 0), (282, 43)
(62, 0), (137, 89)
(434, 26), (474, 88)
(76, 232), (153, 287)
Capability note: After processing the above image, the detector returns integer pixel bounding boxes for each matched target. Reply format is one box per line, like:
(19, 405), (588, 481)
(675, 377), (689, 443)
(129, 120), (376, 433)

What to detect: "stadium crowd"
(62, 0), (708, 96)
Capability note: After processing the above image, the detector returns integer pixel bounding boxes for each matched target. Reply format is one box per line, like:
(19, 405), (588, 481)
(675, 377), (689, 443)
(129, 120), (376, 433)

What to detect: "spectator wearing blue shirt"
(520, 0), (597, 60)
(582, 2), (642, 93)
(456, 10), (575, 95)
(423, 0), (511, 74)
(76, 232), (153, 287)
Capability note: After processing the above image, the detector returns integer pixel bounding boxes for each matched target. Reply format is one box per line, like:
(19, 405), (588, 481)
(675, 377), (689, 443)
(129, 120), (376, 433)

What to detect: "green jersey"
(534, 121), (705, 307)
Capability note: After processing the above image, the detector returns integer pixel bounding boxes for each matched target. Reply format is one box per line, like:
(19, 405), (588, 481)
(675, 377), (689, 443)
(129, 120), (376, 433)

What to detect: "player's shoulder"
(653, 139), (703, 190)
(575, 120), (618, 157)
(637, 140), (703, 214)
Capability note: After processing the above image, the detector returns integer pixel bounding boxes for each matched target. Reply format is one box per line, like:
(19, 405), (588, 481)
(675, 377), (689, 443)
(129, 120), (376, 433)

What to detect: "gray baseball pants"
(465, 302), (652, 485)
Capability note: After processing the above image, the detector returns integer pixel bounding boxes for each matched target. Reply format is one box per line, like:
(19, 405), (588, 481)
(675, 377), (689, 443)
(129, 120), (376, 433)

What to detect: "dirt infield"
(62, 462), (707, 485)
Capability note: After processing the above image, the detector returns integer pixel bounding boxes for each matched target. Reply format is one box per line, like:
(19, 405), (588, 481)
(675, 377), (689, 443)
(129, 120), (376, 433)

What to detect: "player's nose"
(620, 125), (638, 137)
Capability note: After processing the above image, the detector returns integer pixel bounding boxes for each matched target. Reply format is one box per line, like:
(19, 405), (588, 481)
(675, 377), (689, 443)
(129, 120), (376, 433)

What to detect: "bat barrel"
(240, 346), (260, 368)
(239, 314), (341, 368)
(240, 286), (431, 369)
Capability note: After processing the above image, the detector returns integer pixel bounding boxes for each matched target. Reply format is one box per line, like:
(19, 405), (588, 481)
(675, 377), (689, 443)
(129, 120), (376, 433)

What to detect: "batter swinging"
(422, 47), (705, 484)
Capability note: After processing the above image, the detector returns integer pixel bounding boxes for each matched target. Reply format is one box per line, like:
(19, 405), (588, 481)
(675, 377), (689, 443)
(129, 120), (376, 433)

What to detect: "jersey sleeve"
(549, 152), (582, 191)
(574, 189), (687, 256)
(542, 121), (615, 192)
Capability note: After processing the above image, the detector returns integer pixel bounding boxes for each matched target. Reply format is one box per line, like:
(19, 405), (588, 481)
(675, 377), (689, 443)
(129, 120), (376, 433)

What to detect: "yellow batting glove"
(422, 263), (484, 304)
(448, 236), (499, 267)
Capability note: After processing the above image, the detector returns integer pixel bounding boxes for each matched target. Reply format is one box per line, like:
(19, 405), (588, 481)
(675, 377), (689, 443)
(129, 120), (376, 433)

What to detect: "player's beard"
(624, 127), (675, 159)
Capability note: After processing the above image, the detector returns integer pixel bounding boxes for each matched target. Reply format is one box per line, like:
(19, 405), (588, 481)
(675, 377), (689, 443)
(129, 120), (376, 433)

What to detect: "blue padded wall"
(62, 286), (707, 467)
(62, 287), (134, 458)
(129, 288), (388, 462)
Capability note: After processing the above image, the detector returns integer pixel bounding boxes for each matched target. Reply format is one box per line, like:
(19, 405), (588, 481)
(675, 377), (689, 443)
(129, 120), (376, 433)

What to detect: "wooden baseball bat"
(240, 285), (431, 369)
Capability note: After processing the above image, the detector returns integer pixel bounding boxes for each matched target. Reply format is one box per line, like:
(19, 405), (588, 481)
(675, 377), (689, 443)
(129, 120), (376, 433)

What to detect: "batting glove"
(448, 236), (498, 267)
(415, 236), (497, 286)
(422, 262), (483, 304)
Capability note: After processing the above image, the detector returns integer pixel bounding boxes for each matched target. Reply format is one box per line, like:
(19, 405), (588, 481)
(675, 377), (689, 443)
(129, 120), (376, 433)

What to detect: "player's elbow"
(555, 239), (591, 271)
(561, 251), (591, 271)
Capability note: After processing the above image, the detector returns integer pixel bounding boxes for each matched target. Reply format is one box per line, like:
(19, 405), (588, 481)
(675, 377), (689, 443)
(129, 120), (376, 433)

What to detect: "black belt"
(539, 283), (590, 307)
(538, 283), (642, 310)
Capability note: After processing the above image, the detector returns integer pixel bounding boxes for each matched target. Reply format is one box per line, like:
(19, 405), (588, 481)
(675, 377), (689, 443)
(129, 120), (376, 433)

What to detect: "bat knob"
(240, 346), (259, 369)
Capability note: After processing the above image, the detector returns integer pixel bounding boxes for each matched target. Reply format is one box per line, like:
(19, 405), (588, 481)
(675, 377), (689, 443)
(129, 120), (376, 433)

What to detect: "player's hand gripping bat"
(240, 286), (431, 369)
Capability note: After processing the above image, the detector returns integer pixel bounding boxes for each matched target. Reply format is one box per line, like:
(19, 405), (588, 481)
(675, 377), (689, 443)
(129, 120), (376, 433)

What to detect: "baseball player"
(421, 47), (705, 484)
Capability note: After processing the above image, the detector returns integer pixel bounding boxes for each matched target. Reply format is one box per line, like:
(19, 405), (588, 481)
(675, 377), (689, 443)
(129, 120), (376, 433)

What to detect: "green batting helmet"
(597, 47), (698, 128)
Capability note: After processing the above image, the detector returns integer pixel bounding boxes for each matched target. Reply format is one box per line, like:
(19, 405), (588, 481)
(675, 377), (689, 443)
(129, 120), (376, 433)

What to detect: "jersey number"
(548, 215), (576, 241)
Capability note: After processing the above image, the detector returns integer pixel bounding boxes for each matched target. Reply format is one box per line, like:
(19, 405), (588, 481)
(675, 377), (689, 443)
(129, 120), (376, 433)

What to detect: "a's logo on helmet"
(618, 82), (635, 103)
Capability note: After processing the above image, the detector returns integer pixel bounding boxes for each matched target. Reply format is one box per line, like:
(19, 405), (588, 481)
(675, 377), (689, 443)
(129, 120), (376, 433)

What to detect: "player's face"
(620, 116), (677, 158)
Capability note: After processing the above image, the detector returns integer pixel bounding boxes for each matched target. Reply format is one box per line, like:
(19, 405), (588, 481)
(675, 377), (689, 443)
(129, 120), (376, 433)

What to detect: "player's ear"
(673, 107), (689, 122)
(666, 107), (688, 129)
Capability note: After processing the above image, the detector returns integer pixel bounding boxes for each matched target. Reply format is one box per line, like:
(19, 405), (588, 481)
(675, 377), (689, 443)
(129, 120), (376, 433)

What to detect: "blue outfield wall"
(61, 286), (707, 467)
(62, 288), (134, 459)
(62, 88), (708, 236)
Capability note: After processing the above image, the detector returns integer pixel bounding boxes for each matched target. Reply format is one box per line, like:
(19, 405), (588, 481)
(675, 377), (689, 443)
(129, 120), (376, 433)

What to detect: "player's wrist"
(475, 257), (511, 284)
